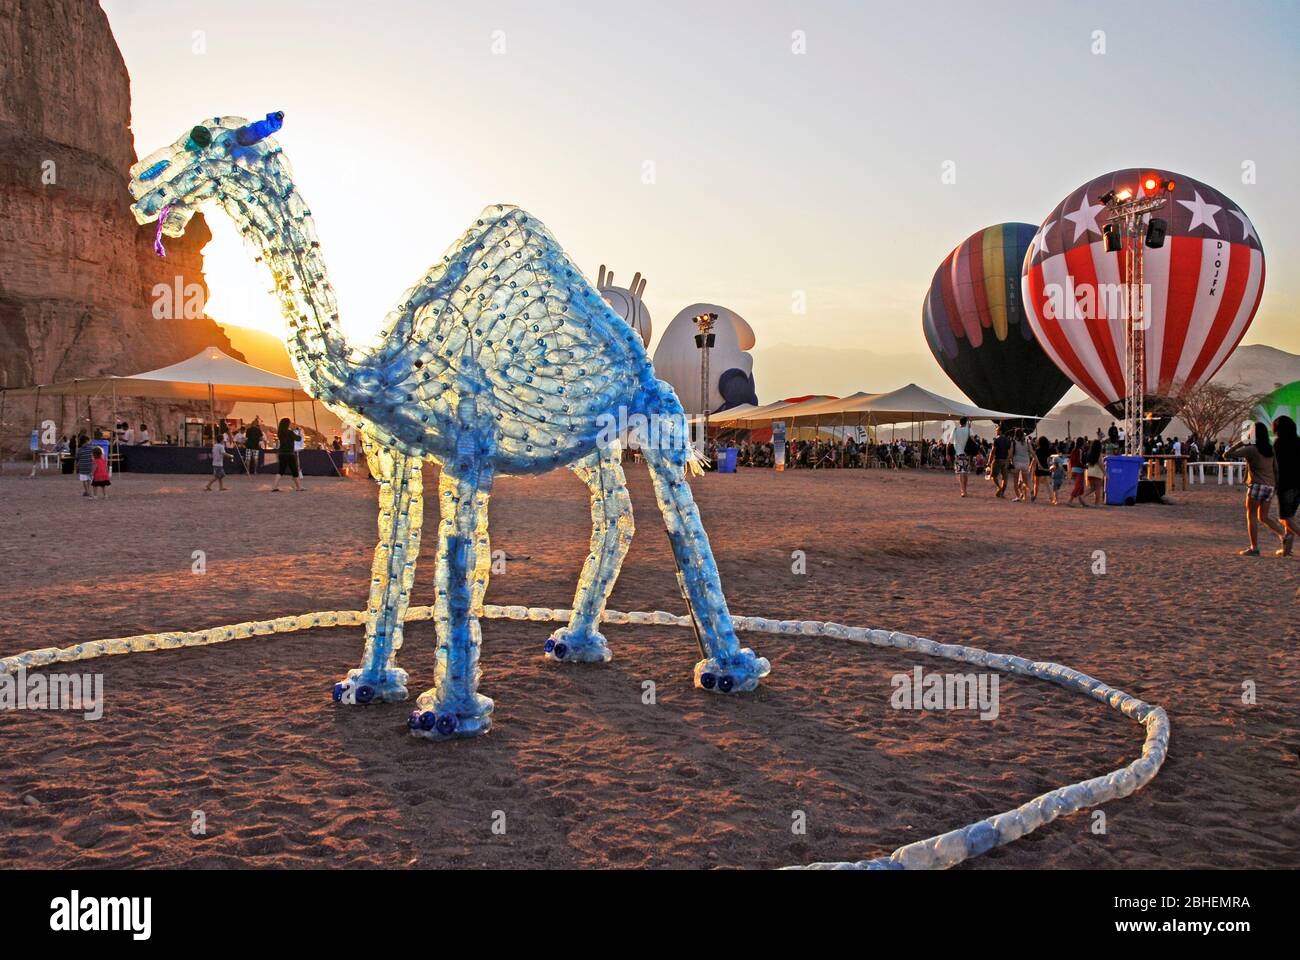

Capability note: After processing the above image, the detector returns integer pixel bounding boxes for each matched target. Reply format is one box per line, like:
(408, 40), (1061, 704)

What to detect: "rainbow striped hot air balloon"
(1021, 169), (1265, 419)
(923, 222), (1074, 418)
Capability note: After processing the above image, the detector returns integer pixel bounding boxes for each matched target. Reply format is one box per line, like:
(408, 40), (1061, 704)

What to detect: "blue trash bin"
(718, 447), (738, 473)
(1105, 455), (1144, 505)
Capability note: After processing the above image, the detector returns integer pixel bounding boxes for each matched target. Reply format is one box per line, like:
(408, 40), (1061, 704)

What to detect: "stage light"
(1166, 179), (1176, 192)
(1115, 187), (1133, 201)
(1099, 189), (1117, 205)
(1103, 222), (1122, 253)
(1143, 176), (1160, 192)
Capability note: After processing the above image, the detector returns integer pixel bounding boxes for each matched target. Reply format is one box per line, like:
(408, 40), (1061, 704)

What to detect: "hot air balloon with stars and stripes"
(1021, 169), (1265, 424)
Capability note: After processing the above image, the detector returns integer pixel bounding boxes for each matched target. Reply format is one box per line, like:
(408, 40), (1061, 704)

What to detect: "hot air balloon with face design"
(1021, 169), (1265, 420)
(923, 222), (1074, 419)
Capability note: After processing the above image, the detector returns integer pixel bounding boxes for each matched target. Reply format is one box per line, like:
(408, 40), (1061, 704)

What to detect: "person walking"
(990, 425), (1012, 498)
(1272, 415), (1298, 556)
(74, 440), (96, 497)
(89, 446), (111, 499)
(245, 417), (263, 475)
(951, 417), (976, 497)
(1067, 437), (1088, 507)
(271, 417), (302, 492)
(1225, 422), (1286, 556)
(1085, 438), (1105, 504)
(205, 429), (230, 491)
(1032, 435), (1053, 502)
(1010, 428), (1032, 502)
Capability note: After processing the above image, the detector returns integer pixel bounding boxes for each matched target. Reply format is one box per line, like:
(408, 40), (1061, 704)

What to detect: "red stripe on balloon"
(1181, 241), (1250, 392)
(938, 249), (964, 342)
(1063, 241), (1124, 402)
(969, 230), (992, 330)
(1196, 251), (1264, 390)
(1025, 262), (1110, 404)
(1158, 235), (1202, 394)
(952, 241), (983, 347)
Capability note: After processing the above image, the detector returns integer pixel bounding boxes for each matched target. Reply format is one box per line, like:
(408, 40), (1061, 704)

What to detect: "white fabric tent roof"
(1, 346), (309, 403)
(711, 396), (837, 424)
(711, 384), (1033, 426)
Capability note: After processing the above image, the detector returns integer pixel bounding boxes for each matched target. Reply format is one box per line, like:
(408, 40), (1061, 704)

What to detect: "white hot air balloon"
(652, 303), (758, 415)
(596, 265), (652, 347)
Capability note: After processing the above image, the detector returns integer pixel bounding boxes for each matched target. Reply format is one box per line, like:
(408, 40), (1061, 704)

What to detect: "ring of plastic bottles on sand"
(4, 605), (1167, 870)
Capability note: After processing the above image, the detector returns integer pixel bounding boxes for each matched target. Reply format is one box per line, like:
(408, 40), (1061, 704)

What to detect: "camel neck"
(215, 152), (360, 410)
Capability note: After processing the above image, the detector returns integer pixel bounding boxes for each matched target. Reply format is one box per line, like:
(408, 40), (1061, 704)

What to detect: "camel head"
(128, 112), (286, 238)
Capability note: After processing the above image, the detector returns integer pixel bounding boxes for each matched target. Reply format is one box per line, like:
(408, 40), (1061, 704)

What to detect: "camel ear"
(597, 264), (607, 287)
(630, 272), (642, 297)
(637, 276), (647, 297)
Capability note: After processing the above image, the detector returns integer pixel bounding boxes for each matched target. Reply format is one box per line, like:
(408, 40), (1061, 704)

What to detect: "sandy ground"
(0, 462), (1296, 869)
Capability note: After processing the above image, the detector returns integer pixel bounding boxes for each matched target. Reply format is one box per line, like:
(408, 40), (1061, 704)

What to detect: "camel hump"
(369, 203), (654, 474)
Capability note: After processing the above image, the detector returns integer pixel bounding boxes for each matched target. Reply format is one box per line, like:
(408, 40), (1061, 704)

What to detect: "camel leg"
(545, 442), (635, 664)
(639, 382), (769, 693)
(333, 437), (423, 705)
(408, 453), (495, 740)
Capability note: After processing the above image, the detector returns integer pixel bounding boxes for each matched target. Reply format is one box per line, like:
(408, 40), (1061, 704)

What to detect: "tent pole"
(110, 378), (118, 469)
(30, 385), (42, 476)
(309, 397), (342, 478)
(208, 383), (217, 447)
(0, 389), (8, 469)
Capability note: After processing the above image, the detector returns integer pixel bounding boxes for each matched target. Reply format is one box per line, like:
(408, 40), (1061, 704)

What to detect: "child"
(75, 440), (95, 497)
(206, 434), (229, 491)
(90, 447), (111, 499)
(1049, 452), (1069, 505)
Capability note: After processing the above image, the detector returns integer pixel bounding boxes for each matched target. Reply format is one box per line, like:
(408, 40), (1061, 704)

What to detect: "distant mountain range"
(224, 321), (1297, 442)
(1036, 344), (1300, 439)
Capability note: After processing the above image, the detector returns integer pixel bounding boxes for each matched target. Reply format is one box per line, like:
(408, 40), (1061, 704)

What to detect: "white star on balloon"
(1034, 220), (1056, 256)
(1178, 190), (1222, 233)
(1228, 208), (1256, 243)
(1064, 195), (1105, 242)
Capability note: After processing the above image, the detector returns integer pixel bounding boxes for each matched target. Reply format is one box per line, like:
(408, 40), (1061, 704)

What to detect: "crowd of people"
(705, 416), (1298, 556)
(60, 416), (363, 497)
(714, 424), (1253, 476)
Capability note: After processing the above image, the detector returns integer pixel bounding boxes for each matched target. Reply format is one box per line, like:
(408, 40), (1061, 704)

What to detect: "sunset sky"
(102, 0), (1300, 402)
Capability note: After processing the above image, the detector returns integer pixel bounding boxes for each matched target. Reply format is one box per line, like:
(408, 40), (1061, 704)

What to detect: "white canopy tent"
(0, 346), (333, 457)
(712, 384), (1032, 428)
(1, 345), (308, 404)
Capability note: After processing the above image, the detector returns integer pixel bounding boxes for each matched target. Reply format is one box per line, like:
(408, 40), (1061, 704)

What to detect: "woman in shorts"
(1032, 435), (1052, 502)
(1010, 428), (1032, 502)
(1226, 422), (1286, 556)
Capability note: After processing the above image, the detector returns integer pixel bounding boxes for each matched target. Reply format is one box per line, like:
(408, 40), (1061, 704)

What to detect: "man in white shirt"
(138, 424), (151, 445)
(122, 425), (135, 445)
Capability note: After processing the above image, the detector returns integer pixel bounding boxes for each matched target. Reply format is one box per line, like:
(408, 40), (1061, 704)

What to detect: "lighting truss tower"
(1102, 190), (1167, 455)
(693, 312), (717, 442)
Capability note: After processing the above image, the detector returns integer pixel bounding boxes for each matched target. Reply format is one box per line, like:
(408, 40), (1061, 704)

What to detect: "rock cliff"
(0, 0), (237, 453)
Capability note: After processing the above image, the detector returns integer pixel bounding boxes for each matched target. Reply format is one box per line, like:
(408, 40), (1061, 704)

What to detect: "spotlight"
(1115, 187), (1134, 201)
(1103, 222), (1122, 253)
(1099, 189), (1117, 205)
(1166, 179), (1176, 192)
(1145, 217), (1168, 249)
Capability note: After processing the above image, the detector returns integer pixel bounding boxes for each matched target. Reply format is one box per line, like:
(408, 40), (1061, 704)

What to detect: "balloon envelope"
(1022, 168), (1265, 417)
(923, 222), (1073, 418)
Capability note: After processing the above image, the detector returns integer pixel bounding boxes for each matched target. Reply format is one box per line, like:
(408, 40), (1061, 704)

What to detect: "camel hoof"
(408, 690), (494, 740)
(694, 650), (770, 694)
(333, 669), (408, 705)
(543, 628), (612, 664)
